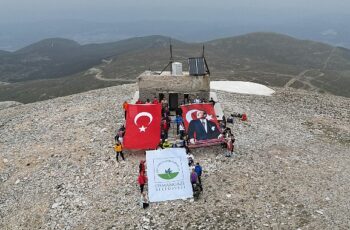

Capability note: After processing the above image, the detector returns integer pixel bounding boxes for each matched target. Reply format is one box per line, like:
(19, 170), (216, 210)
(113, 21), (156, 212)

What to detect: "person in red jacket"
(122, 101), (128, 119)
(152, 96), (159, 104)
(138, 171), (148, 193)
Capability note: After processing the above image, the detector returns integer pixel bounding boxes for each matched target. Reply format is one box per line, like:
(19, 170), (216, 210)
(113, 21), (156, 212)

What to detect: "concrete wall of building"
(137, 72), (210, 104)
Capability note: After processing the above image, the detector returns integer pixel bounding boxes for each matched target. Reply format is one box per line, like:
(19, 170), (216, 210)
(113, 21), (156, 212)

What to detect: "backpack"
(195, 166), (202, 176)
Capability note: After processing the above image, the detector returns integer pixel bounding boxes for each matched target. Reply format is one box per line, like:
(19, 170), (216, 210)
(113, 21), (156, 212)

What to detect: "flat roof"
(140, 70), (190, 77)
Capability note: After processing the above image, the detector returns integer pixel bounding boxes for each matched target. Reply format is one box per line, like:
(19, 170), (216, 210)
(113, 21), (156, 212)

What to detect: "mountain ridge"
(1, 32), (350, 103)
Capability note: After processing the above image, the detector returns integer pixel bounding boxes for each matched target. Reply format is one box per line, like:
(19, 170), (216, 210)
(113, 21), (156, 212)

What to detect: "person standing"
(175, 115), (183, 135)
(175, 105), (183, 116)
(138, 171), (147, 193)
(122, 101), (128, 119)
(179, 122), (185, 140)
(190, 168), (198, 190)
(209, 97), (216, 106)
(140, 192), (149, 209)
(187, 152), (194, 167)
(161, 119), (169, 139)
(226, 137), (233, 157)
(139, 160), (146, 174)
(152, 96), (159, 104)
(193, 96), (201, 104)
(114, 140), (125, 162)
(194, 163), (203, 187)
(135, 98), (143, 104)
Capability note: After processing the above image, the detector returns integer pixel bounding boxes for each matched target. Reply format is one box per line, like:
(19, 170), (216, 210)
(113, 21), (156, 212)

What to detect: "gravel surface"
(0, 101), (23, 111)
(0, 84), (349, 229)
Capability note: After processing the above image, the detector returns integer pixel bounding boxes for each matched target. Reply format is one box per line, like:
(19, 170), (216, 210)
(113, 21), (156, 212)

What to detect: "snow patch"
(210, 81), (275, 96)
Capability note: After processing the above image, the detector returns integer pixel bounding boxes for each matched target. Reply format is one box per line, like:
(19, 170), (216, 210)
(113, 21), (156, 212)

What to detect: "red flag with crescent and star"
(180, 103), (219, 129)
(123, 103), (162, 149)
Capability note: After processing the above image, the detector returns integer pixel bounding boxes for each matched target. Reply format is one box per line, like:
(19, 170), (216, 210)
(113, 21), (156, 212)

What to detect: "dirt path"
(281, 48), (335, 90)
(86, 59), (135, 83)
(284, 69), (312, 88)
(322, 47), (337, 70)
(94, 68), (134, 82)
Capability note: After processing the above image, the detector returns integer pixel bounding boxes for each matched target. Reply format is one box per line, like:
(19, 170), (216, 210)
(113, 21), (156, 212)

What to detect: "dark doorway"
(184, 94), (189, 104)
(159, 93), (165, 101)
(169, 93), (178, 111)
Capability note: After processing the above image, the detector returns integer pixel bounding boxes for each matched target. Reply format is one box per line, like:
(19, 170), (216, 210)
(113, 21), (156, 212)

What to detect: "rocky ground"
(0, 101), (23, 111)
(0, 84), (349, 229)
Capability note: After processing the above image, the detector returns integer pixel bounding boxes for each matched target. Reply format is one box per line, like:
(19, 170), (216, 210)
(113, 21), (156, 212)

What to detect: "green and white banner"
(146, 148), (193, 202)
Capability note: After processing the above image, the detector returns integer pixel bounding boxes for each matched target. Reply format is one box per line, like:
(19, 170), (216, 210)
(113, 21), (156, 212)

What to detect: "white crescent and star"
(206, 114), (213, 120)
(185, 109), (214, 123)
(134, 112), (153, 132)
(185, 109), (200, 123)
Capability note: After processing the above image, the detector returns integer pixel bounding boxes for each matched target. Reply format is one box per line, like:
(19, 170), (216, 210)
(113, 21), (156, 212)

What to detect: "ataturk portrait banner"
(181, 103), (223, 147)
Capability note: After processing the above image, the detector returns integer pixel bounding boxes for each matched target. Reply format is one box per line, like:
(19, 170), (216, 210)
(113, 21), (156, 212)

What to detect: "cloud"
(322, 29), (338, 36)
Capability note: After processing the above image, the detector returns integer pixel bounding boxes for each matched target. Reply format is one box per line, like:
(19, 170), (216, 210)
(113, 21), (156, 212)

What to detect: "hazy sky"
(1, 0), (348, 23)
(0, 0), (349, 50)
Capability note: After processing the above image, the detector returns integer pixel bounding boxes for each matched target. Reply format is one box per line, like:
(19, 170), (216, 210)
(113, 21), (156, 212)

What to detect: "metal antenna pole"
(170, 38), (173, 73)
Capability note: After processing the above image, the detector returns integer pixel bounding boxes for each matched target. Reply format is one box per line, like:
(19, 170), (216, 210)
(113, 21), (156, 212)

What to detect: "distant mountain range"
(1, 32), (350, 103)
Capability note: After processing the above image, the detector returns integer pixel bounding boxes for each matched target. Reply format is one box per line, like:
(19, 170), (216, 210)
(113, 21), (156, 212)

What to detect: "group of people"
(190, 162), (204, 200)
(186, 151), (203, 198)
(184, 95), (216, 105)
(115, 97), (244, 208)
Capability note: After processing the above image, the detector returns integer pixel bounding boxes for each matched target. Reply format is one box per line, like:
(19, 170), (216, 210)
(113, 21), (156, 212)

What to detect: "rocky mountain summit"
(0, 84), (349, 229)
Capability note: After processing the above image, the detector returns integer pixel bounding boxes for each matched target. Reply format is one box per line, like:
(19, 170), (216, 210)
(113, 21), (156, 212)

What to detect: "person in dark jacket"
(175, 105), (183, 116)
(194, 163), (203, 190)
(139, 160), (146, 174)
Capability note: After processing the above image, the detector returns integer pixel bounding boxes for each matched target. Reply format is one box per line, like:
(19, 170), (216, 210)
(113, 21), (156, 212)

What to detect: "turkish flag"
(123, 104), (162, 149)
(180, 103), (219, 129)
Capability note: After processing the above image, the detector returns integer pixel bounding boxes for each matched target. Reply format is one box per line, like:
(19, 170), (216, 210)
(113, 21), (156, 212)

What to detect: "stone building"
(137, 60), (210, 110)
